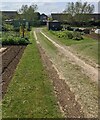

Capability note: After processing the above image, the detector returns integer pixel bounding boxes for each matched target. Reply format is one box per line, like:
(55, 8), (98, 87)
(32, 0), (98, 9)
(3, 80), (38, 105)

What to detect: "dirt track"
(40, 31), (98, 83)
(34, 29), (98, 118)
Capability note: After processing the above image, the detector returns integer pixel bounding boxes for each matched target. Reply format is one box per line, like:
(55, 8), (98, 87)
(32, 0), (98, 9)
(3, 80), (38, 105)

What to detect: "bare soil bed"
(1, 45), (26, 97)
(85, 33), (100, 40)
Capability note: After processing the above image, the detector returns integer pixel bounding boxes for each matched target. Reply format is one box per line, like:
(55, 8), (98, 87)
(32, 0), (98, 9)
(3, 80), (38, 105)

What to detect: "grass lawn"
(43, 28), (99, 64)
(36, 30), (58, 58)
(2, 31), (62, 118)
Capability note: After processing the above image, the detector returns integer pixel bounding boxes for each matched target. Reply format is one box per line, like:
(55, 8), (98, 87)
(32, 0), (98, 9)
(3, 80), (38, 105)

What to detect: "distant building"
(51, 13), (71, 23)
(89, 13), (100, 21)
(40, 13), (48, 22)
(75, 13), (100, 21)
(51, 13), (100, 22)
(1, 11), (18, 19)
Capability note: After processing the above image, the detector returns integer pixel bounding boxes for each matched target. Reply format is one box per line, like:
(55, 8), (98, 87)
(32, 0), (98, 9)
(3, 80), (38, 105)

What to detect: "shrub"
(2, 37), (10, 44)
(8, 37), (15, 44)
(57, 32), (65, 38)
(14, 27), (20, 32)
(2, 36), (30, 45)
(18, 37), (30, 45)
(3, 24), (14, 31)
(49, 30), (83, 41)
(73, 32), (83, 40)
(67, 32), (73, 39)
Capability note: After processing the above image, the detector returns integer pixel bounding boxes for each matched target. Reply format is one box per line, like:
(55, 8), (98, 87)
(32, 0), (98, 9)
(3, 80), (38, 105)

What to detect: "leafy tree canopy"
(18, 4), (39, 21)
(64, 1), (94, 16)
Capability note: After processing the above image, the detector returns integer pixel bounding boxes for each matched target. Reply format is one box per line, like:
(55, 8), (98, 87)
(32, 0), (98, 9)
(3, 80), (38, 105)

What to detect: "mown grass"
(2, 31), (62, 118)
(71, 42), (98, 64)
(36, 31), (58, 57)
(43, 28), (98, 64)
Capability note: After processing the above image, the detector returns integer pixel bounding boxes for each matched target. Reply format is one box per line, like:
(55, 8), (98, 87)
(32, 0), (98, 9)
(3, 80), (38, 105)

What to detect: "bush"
(2, 36), (30, 45)
(67, 32), (73, 39)
(49, 30), (83, 41)
(18, 37), (30, 44)
(14, 27), (20, 32)
(8, 37), (15, 44)
(73, 32), (83, 40)
(3, 24), (14, 31)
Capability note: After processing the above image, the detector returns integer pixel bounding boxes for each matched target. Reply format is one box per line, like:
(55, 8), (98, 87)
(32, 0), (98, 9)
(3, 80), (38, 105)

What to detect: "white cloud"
(1, 0), (100, 2)
(37, 2), (66, 14)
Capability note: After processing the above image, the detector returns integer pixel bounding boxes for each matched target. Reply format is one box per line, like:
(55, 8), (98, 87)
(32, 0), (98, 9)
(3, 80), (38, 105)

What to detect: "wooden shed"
(47, 20), (62, 31)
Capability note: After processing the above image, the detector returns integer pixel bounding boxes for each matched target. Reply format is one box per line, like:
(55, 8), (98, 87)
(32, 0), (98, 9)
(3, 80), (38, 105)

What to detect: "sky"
(0, 0), (100, 15)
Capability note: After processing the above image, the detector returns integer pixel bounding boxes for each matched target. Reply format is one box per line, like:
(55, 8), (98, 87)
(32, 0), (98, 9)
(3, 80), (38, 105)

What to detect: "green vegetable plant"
(73, 32), (83, 40)
(2, 36), (30, 45)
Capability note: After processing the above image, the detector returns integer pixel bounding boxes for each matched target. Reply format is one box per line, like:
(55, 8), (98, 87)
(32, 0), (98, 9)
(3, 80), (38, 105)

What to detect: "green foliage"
(18, 4), (38, 21)
(18, 37), (30, 44)
(2, 36), (30, 45)
(73, 32), (83, 40)
(14, 27), (20, 32)
(3, 24), (14, 31)
(64, 2), (94, 16)
(67, 32), (73, 39)
(49, 30), (83, 40)
(50, 30), (67, 38)
(63, 2), (94, 23)
(1, 30), (30, 45)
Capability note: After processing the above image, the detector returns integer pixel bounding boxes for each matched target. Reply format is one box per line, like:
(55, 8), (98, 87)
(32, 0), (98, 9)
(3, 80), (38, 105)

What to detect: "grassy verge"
(2, 31), (62, 118)
(43, 28), (96, 45)
(43, 28), (98, 64)
(71, 42), (98, 64)
(36, 31), (58, 57)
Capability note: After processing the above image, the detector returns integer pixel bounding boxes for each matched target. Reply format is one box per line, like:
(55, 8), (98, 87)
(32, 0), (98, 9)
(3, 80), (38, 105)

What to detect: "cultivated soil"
(85, 33), (100, 40)
(1, 45), (26, 97)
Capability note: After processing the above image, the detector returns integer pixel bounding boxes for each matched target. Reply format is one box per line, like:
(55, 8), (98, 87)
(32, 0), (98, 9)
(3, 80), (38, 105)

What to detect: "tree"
(64, 1), (94, 16)
(18, 4), (38, 21)
(63, 1), (95, 23)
